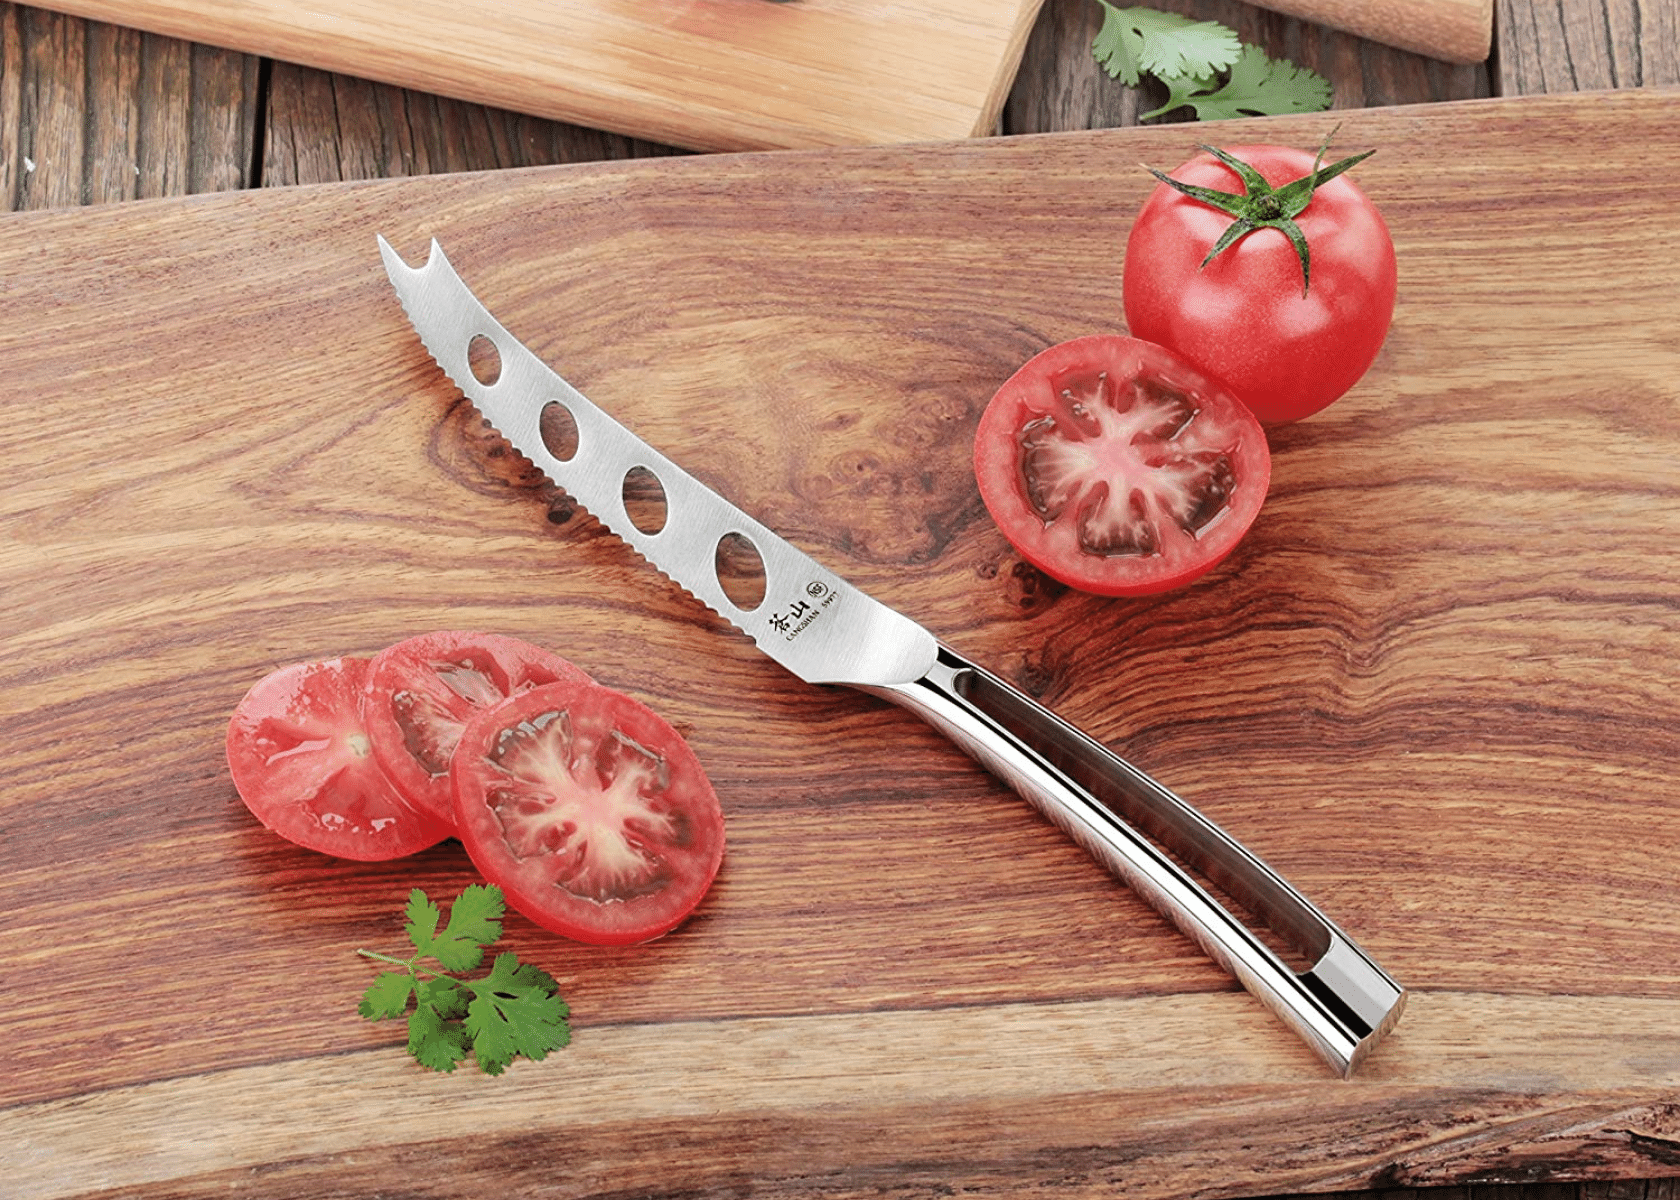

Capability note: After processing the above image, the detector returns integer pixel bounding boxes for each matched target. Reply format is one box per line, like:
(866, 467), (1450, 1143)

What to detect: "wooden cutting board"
(25, 0), (1044, 152)
(4, 88), (1679, 1199)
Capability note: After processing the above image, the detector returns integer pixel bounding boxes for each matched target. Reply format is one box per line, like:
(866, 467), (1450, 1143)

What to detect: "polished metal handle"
(859, 643), (1405, 1077)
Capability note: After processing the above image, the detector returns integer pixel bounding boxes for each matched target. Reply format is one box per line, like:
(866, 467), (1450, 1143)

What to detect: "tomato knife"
(379, 236), (1406, 1076)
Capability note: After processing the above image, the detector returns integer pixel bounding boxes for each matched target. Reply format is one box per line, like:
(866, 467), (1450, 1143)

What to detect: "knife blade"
(379, 235), (1406, 1076)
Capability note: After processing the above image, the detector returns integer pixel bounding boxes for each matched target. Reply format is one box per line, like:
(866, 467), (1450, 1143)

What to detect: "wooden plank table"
(2, 3), (1677, 1200)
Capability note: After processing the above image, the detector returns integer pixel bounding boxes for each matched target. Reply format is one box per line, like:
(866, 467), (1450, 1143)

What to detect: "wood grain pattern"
(1250, 0), (1493, 63)
(0, 6), (1666, 1200)
(1, 0), (1498, 210)
(2, 89), (1678, 1198)
(8, 993), (1680, 1199)
(261, 59), (683, 188)
(0, 2), (258, 209)
(1496, 0), (1680, 92)
(19, 0), (1046, 152)
(258, 0), (1493, 189)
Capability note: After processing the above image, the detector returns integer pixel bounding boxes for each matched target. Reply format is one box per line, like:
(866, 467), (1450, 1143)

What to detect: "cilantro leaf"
(1142, 72), (1217, 123)
(1092, 3), (1240, 87)
(1141, 43), (1332, 121)
(359, 971), (416, 1020)
(403, 888), (441, 956)
(420, 975), (470, 1021)
(484, 952), (569, 1013)
(463, 953), (573, 1076)
(408, 1002), (471, 1073)
(429, 882), (505, 973)
(357, 885), (570, 1076)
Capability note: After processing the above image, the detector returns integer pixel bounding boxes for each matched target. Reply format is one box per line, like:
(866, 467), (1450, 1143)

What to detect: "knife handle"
(860, 643), (1405, 1077)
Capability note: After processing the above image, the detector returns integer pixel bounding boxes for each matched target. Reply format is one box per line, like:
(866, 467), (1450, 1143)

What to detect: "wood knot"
(999, 556), (1064, 613)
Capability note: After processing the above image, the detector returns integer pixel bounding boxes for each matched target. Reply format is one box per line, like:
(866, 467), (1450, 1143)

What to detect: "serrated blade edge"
(378, 236), (938, 689)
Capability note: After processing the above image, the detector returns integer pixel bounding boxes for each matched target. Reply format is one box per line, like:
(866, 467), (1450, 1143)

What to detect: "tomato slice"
(973, 335), (1271, 596)
(226, 657), (453, 861)
(450, 681), (725, 946)
(361, 631), (590, 827)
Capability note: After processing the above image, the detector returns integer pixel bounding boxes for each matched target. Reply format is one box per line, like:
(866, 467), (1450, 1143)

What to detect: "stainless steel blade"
(379, 236), (937, 690)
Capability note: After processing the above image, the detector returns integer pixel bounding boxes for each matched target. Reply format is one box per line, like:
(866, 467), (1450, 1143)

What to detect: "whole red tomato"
(1122, 143), (1396, 424)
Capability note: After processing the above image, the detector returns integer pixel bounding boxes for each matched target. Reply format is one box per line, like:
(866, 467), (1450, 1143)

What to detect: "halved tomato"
(450, 681), (726, 946)
(226, 657), (453, 861)
(362, 631), (590, 827)
(973, 335), (1271, 596)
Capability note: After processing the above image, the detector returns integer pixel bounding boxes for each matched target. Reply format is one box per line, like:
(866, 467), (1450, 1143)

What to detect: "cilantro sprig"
(358, 884), (571, 1075)
(1091, 3), (1332, 121)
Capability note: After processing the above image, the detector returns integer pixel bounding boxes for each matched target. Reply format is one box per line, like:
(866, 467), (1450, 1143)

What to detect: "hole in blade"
(467, 334), (502, 386)
(715, 532), (766, 612)
(541, 401), (579, 462)
(623, 466), (668, 535)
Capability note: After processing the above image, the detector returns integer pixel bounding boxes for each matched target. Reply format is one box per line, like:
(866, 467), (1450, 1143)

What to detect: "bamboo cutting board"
(24, 0), (1044, 151)
(4, 89), (1680, 1198)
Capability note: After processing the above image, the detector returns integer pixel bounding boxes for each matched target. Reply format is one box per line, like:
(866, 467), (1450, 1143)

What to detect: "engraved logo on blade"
(768, 582), (840, 642)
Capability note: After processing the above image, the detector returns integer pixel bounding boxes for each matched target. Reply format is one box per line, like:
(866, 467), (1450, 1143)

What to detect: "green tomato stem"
(1145, 134), (1375, 296)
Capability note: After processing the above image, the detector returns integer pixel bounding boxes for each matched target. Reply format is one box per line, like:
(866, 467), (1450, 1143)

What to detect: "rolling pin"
(1251, 0), (1493, 64)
